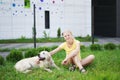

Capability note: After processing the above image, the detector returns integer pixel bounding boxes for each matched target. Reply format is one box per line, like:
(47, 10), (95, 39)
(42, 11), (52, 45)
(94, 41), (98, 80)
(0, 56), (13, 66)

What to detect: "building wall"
(0, 0), (91, 39)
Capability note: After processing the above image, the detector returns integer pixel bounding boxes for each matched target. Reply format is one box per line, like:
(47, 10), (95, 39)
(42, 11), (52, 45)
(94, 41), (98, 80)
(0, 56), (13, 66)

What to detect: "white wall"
(0, 0), (91, 39)
(63, 0), (91, 37)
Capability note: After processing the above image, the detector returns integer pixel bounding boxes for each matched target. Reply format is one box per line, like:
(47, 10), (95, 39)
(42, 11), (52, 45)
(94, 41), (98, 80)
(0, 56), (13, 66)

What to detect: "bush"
(118, 44), (120, 49)
(57, 27), (61, 38)
(6, 49), (23, 62)
(85, 35), (91, 41)
(104, 43), (116, 50)
(43, 31), (50, 38)
(0, 55), (5, 65)
(50, 46), (58, 51)
(0, 48), (10, 52)
(24, 48), (39, 58)
(90, 44), (102, 51)
(37, 47), (51, 52)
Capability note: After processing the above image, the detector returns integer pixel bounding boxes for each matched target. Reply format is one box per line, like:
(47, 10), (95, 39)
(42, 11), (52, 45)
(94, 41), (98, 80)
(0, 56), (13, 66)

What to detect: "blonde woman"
(49, 30), (95, 73)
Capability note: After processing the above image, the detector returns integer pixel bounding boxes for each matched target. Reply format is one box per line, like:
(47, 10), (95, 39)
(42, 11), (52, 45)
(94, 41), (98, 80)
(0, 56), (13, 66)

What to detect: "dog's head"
(38, 51), (51, 61)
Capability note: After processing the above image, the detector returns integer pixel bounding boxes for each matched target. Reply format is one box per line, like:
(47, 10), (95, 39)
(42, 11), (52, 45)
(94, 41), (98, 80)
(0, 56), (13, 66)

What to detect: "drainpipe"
(33, 4), (36, 48)
(91, 0), (94, 44)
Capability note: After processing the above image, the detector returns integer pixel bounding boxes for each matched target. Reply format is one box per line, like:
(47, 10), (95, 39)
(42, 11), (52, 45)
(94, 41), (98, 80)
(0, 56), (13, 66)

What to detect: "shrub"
(0, 55), (5, 65)
(57, 27), (61, 38)
(20, 35), (26, 40)
(80, 45), (86, 52)
(90, 44), (102, 51)
(24, 48), (39, 58)
(6, 49), (23, 62)
(85, 35), (91, 41)
(37, 47), (51, 52)
(36, 47), (45, 52)
(32, 27), (36, 38)
(43, 31), (50, 38)
(118, 44), (120, 49)
(0, 48), (10, 52)
(104, 43), (116, 50)
(50, 46), (58, 51)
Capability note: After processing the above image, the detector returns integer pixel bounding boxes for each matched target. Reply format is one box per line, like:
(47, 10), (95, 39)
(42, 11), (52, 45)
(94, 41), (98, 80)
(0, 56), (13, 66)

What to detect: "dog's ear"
(47, 53), (52, 62)
(38, 54), (40, 58)
(47, 57), (51, 62)
(48, 52), (51, 56)
(46, 52), (51, 57)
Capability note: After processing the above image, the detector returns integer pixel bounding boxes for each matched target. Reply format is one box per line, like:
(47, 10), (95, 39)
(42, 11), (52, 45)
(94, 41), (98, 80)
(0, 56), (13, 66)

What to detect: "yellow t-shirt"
(59, 39), (81, 60)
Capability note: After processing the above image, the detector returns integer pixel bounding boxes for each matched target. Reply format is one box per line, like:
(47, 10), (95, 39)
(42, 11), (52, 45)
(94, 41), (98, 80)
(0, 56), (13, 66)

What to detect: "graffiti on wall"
(0, 0), (64, 18)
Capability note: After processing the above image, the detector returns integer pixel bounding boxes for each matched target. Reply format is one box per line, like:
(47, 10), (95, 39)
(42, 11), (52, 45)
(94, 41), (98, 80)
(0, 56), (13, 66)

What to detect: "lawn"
(0, 36), (97, 43)
(0, 50), (120, 80)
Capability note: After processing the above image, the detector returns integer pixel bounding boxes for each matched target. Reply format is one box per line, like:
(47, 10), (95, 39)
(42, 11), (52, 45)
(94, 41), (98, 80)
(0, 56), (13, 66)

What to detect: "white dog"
(14, 51), (60, 73)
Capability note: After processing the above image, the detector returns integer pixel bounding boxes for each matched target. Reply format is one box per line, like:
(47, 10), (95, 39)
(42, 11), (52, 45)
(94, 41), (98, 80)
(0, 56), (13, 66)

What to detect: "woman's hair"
(62, 30), (73, 36)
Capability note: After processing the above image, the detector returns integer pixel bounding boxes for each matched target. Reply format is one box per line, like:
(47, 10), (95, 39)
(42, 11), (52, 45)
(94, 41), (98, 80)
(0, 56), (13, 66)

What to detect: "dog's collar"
(39, 57), (45, 61)
(38, 54), (45, 61)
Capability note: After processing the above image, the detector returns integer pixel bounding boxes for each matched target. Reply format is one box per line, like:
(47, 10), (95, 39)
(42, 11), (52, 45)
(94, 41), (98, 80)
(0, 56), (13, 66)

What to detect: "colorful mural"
(0, 0), (91, 39)
(0, 0), (64, 17)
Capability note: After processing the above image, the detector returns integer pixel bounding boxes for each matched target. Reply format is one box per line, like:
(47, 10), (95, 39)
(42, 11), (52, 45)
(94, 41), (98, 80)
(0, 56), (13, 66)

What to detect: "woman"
(49, 30), (95, 73)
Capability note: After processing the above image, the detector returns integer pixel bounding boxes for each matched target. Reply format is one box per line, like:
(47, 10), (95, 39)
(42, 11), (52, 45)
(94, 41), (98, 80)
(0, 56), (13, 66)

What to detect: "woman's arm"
(49, 47), (61, 56)
(64, 41), (80, 61)
(36, 46), (61, 64)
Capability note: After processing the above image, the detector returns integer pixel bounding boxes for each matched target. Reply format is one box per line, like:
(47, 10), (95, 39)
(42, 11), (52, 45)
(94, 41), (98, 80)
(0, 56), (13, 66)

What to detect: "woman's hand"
(61, 58), (68, 65)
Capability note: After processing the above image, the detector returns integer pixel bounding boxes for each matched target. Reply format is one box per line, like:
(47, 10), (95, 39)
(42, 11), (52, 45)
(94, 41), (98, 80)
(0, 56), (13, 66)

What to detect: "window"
(45, 11), (50, 29)
(24, 0), (30, 8)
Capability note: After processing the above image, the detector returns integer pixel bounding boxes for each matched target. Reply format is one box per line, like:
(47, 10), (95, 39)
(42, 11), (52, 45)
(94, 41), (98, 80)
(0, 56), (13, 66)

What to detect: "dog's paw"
(44, 68), (52, 73)
(57, 67), (60, 70)
(23, 70), (32, 73)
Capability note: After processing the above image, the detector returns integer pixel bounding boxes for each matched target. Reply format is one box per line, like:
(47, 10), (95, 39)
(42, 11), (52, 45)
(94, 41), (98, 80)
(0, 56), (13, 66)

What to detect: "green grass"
(0, 50), (120, 80)
(0, 37), (97, 43)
